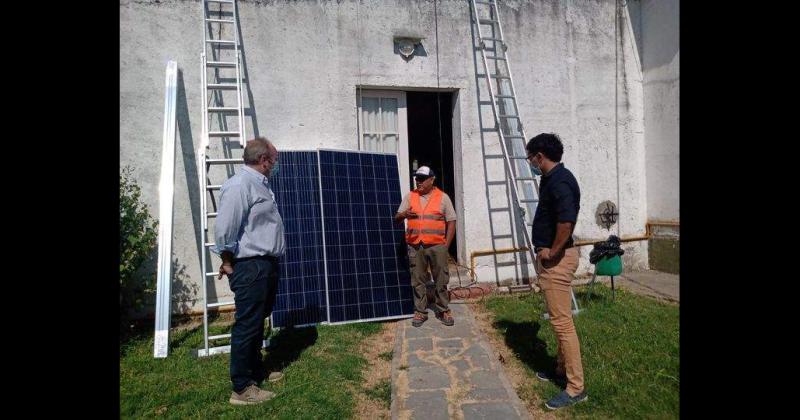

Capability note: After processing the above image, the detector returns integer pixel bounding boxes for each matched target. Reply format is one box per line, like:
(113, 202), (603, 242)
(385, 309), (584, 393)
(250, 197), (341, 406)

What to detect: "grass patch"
(364, 379), (392, 409)
(378, 351), (393, 361)
(120, 320), (382, 419)
(481, 285), (678, 419)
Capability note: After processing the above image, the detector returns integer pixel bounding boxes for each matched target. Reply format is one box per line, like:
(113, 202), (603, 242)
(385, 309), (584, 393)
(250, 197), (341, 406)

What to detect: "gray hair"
(243, 137), (276, 164)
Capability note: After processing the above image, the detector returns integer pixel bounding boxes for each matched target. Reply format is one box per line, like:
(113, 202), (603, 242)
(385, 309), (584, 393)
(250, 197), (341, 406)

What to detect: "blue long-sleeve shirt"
(212, 166), (286, 258)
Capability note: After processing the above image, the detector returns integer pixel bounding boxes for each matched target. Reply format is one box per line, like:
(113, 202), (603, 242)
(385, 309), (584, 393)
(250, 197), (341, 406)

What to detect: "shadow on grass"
(493, 319), (558, 378)
(262, 326), (319, 374)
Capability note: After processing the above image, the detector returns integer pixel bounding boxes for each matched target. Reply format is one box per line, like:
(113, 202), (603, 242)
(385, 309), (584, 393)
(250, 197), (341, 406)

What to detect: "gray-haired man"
(213, 137), (285, 405)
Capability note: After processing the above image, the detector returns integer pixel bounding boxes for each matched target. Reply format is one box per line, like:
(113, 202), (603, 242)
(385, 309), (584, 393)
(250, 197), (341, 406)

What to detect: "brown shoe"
(229, 384), (276, 405)
(437, 310), (454, 326)
(412, 312), (428, 327)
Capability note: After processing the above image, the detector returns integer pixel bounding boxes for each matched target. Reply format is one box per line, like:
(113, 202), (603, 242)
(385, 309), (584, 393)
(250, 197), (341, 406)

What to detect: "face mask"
(529, 156), (543, 176)
(269, 161), (279, 177)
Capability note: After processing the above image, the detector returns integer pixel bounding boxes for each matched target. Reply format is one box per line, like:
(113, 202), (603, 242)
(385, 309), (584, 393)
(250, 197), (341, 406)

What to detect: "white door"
(358, 90), (410, 198)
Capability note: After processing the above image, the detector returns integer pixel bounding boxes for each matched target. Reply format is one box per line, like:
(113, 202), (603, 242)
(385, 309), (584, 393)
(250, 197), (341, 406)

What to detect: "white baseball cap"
(413, 166), (435, 178)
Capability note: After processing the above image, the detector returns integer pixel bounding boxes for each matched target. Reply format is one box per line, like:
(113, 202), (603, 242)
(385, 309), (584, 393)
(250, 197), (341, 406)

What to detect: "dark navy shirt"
(531, 163), (580, 248)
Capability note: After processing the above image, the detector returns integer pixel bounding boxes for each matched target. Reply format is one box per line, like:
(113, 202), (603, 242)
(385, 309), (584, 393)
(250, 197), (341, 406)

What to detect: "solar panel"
(318, 150), (415, 324)
(269, 151), (328, 328)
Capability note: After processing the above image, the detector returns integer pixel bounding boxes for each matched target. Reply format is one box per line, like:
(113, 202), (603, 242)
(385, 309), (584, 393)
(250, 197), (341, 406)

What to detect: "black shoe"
(545, 390), (588, 410)
(536, 370), (566, 382)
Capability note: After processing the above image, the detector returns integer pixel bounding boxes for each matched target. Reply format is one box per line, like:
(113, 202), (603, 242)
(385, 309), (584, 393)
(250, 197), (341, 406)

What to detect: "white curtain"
(361, 96), (399, 155)
(362, 97), (380, 152)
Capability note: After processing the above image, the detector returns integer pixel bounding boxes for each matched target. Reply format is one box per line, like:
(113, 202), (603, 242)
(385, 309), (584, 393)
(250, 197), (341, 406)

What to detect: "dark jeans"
(228, 255), (280, 393)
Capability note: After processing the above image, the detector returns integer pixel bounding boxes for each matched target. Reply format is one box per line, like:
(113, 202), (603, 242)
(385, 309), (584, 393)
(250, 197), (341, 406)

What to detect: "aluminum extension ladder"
(197, 0), (268, 357)
(468, 0), (581, 316)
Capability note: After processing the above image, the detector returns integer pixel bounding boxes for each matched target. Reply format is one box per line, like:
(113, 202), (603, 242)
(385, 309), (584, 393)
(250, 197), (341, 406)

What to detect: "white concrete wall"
(120, 0), (651, 314)
(635, 0), (679, 222)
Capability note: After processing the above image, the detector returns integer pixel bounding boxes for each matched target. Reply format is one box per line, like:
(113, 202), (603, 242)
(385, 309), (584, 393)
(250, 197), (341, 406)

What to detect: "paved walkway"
(390, 302), (530, 420)
(576, 269), (679, 303)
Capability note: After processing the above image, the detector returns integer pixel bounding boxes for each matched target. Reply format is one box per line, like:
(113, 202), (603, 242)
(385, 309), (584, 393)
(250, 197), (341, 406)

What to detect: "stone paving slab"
(391, 302), (531, 420)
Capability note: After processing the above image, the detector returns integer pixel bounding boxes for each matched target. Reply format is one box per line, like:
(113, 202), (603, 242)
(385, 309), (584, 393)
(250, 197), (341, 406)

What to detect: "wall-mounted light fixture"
(393, 35), (425, 60)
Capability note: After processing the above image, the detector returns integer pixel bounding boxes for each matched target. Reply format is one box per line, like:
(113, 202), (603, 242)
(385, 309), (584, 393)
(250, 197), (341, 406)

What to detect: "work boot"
(412, 312), (428, 327)
(436, 310), (454, 326)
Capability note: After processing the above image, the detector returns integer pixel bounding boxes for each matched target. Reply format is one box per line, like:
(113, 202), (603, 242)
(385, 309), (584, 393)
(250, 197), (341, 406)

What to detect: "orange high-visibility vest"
(406, 187), (447, 245)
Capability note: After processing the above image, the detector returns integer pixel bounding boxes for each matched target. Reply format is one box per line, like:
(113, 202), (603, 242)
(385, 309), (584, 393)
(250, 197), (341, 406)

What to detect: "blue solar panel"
(319, 150), (415, 324)
(269, 151), (328, 327)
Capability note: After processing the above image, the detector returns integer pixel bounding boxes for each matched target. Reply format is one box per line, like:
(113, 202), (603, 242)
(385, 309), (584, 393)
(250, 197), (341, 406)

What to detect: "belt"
(412, 243), (441, 249)
(233, 254), (280, 263)
(534, 245), (574, 254)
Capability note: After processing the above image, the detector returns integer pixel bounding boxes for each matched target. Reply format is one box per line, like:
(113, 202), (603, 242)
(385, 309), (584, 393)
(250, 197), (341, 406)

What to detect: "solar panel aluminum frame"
(316, 148), (415, 326)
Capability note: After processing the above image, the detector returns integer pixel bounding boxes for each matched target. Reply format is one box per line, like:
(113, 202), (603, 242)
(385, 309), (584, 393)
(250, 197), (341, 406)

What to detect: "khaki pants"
(408, 244), (450, 315)
(536, 247), (584, 396)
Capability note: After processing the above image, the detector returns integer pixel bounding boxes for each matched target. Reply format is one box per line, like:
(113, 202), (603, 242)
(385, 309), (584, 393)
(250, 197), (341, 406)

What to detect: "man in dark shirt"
(527, 133), (587, 410)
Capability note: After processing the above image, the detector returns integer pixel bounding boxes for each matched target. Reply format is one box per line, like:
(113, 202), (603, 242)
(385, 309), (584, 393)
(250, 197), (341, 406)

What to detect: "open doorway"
(406, 91), (457, 258)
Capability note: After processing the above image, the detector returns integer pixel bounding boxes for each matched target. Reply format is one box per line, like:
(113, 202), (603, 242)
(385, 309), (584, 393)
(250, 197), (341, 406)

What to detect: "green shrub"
(120, 165), (158, 333)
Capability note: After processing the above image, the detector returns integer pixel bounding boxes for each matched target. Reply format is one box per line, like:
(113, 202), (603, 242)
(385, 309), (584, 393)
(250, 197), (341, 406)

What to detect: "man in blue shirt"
(527, 133), (587, 410)
(213, 137), (286, 405)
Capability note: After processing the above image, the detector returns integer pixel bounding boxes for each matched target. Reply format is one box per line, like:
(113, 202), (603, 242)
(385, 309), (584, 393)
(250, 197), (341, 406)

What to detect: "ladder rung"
(505, 135), (525, 139)
(492, 75), (511, 79)
(206, 272), (218, 277)
(207, 61), (237, 68)
(207, 184), (222, 190)
(486, 180), (507, 186)
(495, 95), (514, 99)
(207, 131), (241, 137)
(482, 37), (504, 42)
(207, 212), (218, 218)
(207, 157), (243, 164)
(205, 242), (215, 247)
(206, 0), (234, 3)
(479, 19), (498, 25)
(520, 199), (538, 203)
(492, 234), (513, 239)
(510, 156), (528, 160)
(206, 39), (236, 45)
(205, 18), (234, 24)
(207, 83), (238, 90)
(489, 207), (510, 212)
(485, 55), (506, 61)
(516, 177), (537, 181)
(496, 261), (518, 267)
(479, 99), (514, 106)
(498, 114), (519, 118)
(483, 154), (504, 159)
(208, 107), (239, 113)
(209, 333), (232, 341)
(207, 301), (235, 308)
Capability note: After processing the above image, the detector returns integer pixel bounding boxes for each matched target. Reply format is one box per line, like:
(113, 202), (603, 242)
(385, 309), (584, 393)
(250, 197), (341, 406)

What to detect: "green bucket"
(595, 254), (623, 276)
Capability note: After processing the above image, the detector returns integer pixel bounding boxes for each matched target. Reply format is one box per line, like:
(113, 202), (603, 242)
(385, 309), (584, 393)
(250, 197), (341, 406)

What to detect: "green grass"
(481, 285), (679, 419)
(120, 320), (383, 419)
